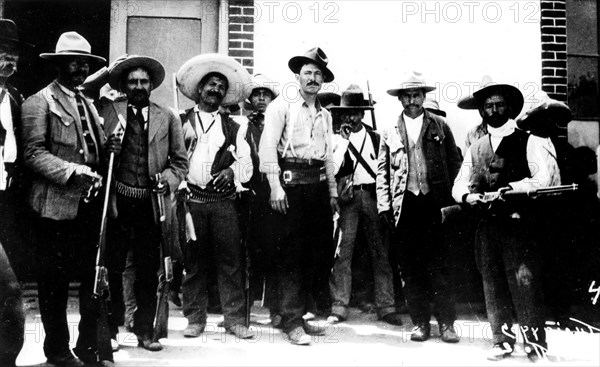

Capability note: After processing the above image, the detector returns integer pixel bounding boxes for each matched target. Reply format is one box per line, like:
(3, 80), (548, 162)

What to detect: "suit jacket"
(22, 80), (107, 220)
(376, 110), (461, 226)
(100, 98), (188, 225)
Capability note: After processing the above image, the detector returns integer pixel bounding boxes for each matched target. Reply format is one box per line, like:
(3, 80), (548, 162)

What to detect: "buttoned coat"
(100, 98), (188, 225)
(376, 110), (461, 226)
(22, 80), (107, 220)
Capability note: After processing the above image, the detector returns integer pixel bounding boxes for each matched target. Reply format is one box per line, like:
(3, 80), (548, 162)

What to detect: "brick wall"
(540, 0), (567, 102)
(229, 0), (254, 75)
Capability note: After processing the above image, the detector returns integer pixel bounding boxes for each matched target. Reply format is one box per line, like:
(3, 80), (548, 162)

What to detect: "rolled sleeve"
(231, 123), (253, 184)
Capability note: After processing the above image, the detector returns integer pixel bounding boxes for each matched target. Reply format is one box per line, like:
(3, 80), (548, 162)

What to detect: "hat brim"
(386, 86), (436, 96)
(177, 54), (252, 105)
(472, 84), (525, 119)
(516, 101), (572, 131)
(425, 108), (447, 118)
(40, 52), (106, 63)
(288, 56), (334, 82)
(108, 56), (165, 92)
(80, 67), (109, 92)
(0, 36), (34, 48)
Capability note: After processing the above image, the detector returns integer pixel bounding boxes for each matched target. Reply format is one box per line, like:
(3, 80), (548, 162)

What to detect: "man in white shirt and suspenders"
(259, 47), (339, 345)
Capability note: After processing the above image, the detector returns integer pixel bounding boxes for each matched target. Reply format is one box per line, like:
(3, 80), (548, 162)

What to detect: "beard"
(129, 89), (150, 106)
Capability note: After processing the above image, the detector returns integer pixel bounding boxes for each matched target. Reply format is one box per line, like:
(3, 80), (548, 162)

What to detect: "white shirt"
(332, 127), (377, 185)
(452, 120), (561, 201)
(403, 112), (424, 143)
(0, 89), (16, 190)
(187, 107), (252, 188)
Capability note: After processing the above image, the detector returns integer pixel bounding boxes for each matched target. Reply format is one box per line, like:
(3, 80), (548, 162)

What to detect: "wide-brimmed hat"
(516, 91), (572, 131)
(40, 31), (105, 63)
(329, 84), (373, 111)
(243, 73), (279, 110)
(0, 19), (33, 47)
(423, 96), (446, 117)
(80, 66), (109, 94)
(387, 71), (436, 96)
(288, 47), (334, 82)
(108, 55), (165, 91)
(177, 53), (251, 105)
(457, 75), (524, 119)
(317, 92), (341, 110)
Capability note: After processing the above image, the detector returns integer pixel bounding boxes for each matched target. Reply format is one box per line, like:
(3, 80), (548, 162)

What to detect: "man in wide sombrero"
(176, 53), (254, 340)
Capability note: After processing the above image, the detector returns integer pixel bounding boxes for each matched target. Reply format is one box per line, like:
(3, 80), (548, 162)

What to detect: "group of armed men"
(0, 19), (597, 367)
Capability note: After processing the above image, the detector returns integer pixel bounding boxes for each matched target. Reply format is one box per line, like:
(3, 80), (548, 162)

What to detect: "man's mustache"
(307, 81), (320, 87)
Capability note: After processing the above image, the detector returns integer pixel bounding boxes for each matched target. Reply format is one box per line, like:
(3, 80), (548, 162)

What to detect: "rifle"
(92, 118), (125, 363)
(153, 173), (173, 342)
(367, 80), (377, 131)
(481, 184), (579, 206)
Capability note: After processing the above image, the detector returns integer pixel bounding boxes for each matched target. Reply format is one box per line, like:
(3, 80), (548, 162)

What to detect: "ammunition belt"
(186, 183), (235, 204)
(115, 181), (151, 199)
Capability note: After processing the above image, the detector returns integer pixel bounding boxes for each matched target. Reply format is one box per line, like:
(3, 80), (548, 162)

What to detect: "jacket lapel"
(49, 82), (79, 121)
(148, 103), (164, 144)
(109, 100), (128, 135)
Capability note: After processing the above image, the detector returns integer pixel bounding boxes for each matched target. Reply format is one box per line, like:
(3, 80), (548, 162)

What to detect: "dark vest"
(180, 109), (240, 193)
(469, 129), (530, 193)
(116, 108), (150, 187)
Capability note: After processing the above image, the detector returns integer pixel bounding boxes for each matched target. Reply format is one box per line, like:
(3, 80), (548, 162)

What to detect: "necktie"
(75, 94), (99, 163)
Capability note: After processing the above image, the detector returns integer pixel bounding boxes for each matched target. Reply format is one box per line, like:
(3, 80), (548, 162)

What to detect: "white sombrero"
(176, 53), (251, 105)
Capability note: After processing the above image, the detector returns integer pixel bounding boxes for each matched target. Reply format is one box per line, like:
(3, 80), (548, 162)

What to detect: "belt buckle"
(282, 170), (293, 184)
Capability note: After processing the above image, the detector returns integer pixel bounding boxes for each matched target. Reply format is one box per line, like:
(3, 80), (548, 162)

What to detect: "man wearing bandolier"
(328, 84), (402, 326)
(22, 32), (120, 367)
(259, 47), (340, 345)
(176, 53), (254, 340)
(241, 73), (283, 327)
(452, 81), (560, 362)
(100, 55), (188, 352)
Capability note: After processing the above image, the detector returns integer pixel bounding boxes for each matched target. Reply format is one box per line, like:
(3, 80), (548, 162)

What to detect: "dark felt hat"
(288, 47), (334, 82)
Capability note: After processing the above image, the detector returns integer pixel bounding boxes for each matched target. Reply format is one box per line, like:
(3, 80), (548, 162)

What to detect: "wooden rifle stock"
(153, 173), (172, 342)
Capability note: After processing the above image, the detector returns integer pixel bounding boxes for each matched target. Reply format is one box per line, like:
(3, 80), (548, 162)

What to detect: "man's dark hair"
(120, 66), (152, 90)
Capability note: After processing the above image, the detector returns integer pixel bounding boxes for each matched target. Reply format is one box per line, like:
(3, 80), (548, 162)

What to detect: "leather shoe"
(137, 335), (163, 351)
(326, 314), (345, 324)
(183, 323), (205, 338)
(226, 324), (255, 339)
(440, 323), (460, 343)
(410, 322), (431, 342)
(284, 326), (311, 345)
(380, 312), (403, 326)
(46, 351), (85, 367)
(487, 342), (514, 361)
(271, 313), (282, 329)
(303, 322), (326, 336)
